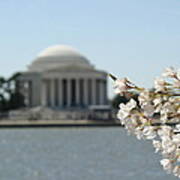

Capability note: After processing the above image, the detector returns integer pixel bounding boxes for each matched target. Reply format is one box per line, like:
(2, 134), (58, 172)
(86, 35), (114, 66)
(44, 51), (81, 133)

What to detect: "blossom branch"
(111, 67), (180, 178)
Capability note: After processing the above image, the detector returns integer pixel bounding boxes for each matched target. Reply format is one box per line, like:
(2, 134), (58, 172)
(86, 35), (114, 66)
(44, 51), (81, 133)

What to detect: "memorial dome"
(28, 45), (93, 72)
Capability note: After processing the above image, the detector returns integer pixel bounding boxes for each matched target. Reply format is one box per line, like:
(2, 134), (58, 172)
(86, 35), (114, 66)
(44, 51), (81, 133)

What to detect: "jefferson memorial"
(18, 45), (108, 110)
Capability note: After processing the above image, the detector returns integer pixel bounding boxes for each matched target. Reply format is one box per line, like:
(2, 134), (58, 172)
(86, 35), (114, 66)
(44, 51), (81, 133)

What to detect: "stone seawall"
(0, 120), (121, 128)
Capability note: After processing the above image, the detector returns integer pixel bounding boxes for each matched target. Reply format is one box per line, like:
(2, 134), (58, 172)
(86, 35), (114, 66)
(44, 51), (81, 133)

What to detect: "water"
(0, 127), (177, 180)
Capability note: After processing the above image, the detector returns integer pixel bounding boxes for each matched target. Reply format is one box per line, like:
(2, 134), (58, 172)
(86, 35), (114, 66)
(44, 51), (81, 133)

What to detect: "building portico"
(40, 77), (107, 108)
(18, 45), (108, 109)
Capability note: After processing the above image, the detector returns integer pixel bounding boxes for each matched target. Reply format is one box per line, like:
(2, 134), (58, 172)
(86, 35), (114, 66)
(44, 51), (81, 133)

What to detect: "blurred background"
(0, 0), (179, 97)
(0, 0), (179, 179)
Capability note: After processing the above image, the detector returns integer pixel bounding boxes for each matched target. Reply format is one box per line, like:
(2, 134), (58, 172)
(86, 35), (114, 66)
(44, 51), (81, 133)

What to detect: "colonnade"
(41, 78), (107, 108)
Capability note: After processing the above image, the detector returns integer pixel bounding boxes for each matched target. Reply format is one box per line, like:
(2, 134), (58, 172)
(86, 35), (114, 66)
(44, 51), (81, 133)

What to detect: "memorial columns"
(76, 78), (80, 106)
(41, 80), (47, 106)
(100, 80), (104, 105)
(58, 78), (63, 107)
(84, 79), (89, 106)
(50, 79), (55, 107)
(67, 78), (72, 107)
(92, 78), (96, 105)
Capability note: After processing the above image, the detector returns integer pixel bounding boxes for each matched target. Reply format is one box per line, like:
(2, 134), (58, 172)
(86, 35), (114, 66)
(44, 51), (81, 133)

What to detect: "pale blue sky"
(0, 0), (180, 98)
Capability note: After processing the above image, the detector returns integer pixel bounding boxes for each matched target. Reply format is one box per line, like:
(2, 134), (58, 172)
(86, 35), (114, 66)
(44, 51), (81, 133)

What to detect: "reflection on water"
(0, 128), (176, 180)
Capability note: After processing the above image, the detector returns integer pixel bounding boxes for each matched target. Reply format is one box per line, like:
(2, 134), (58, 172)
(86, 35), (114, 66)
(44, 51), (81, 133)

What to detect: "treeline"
(111, 92), (139, 109)
(0, 72), (24, 112)
(111, 89), (157, 109)
(0, 72), (145, 112)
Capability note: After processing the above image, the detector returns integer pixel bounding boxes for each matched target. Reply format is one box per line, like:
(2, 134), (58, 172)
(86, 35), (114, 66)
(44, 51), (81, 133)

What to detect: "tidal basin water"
(0, 127), (177, 180)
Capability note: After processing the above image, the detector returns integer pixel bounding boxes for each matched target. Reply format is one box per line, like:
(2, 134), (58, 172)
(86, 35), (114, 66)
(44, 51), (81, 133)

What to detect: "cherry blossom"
(111, 66), (180, 178)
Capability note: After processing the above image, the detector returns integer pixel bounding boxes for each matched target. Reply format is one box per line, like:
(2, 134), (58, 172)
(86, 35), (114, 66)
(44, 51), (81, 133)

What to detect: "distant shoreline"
(0, 120), (121, 128)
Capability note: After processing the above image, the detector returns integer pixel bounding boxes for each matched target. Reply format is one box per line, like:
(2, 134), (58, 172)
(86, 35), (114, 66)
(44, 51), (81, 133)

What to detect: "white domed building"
(18, 45), (108, 111)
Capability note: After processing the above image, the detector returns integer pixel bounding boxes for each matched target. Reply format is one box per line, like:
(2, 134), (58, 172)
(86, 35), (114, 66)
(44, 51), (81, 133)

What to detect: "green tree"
(111, 92), (139, 109)
(0, 72), (25, 112)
